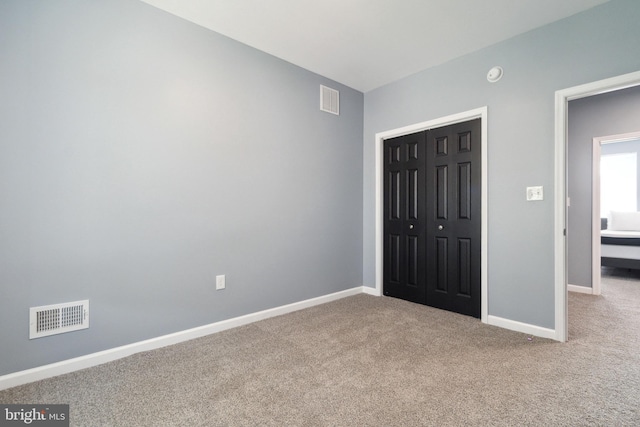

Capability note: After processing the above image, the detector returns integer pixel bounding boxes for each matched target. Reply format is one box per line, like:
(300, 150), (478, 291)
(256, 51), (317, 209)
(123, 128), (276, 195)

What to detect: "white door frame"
(592, 131), (640, 295)
(555, 70), (640, 342)
(374, 106), (488, 323)
(592, 137), (603, 296)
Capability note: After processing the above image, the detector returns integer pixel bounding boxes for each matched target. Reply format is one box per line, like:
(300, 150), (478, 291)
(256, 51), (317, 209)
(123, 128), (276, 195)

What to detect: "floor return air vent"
(29, 300), (89, 339)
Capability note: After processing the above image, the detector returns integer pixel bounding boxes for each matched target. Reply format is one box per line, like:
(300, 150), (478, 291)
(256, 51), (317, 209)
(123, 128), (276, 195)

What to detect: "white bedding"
(608, 211), (640, 231)
(601, 229), (640, 239)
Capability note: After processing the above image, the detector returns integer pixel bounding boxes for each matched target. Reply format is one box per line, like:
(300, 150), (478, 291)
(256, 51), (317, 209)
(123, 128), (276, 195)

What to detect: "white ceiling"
(139, 0), (610, 92)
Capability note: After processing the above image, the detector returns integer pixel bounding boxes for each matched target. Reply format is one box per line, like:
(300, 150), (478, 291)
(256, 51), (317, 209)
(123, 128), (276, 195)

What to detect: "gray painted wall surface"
(601, 139), (640, 162)
(568, 85), (640, 287)
(363, 0), (640, 328)
(0, 0), (363, 375)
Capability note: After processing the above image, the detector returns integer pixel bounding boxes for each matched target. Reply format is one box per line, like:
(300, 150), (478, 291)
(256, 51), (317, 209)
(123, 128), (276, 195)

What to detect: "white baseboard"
(567, 284), (594, 294)
(0, 286), (365, 391)
(362, 286), (380, 296)
(1, 287), (560, 390)
(487, 315), (557, 340)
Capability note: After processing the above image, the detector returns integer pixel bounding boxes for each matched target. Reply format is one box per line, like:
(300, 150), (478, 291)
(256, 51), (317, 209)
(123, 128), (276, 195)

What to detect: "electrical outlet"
(216, 274), (225, 290)
(526, 186), (544, 201)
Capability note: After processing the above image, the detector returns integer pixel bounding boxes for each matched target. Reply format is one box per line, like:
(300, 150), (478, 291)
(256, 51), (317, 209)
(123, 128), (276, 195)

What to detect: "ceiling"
(139, 0), (610, 92)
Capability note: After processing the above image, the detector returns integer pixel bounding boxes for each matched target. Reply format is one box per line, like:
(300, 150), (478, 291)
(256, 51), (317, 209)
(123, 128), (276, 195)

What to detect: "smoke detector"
(487, 66), (504, 83)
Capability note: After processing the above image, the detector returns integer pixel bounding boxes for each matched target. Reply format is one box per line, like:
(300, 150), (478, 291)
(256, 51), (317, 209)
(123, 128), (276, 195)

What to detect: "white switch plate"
(526, 186), (544, 201)
(216, 274), (225, 290)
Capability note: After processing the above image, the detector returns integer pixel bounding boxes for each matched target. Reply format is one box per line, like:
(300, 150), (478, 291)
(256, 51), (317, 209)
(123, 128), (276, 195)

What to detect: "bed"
(601, 211), (640, 270)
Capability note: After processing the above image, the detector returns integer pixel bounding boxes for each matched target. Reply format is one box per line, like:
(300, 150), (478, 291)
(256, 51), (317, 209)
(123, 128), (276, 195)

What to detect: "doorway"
(591, 132), (640, 295)
(383, 119), (481, 318)
(555, 70), (640, 342)
(374, 107), (488, 323)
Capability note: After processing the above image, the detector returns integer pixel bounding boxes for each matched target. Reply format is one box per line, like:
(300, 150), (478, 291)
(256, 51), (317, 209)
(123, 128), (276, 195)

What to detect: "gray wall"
(0, 0), (363, 376)
(363, 0), (640, 328)
(568, 86), (640, 287)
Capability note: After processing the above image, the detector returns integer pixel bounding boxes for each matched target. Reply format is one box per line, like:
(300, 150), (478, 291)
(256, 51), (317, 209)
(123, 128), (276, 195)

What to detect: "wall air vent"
(29, 300), (89, 339)
(320, 85), (339, 115)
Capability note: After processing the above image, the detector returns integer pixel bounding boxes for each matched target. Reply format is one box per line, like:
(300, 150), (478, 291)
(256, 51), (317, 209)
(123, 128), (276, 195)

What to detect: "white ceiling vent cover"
(320, 85), (339, 115)
(29, 300), (89, 339)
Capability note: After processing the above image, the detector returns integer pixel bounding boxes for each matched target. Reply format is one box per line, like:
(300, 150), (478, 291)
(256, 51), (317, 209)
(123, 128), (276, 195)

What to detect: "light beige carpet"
(2, 270), (639, 426)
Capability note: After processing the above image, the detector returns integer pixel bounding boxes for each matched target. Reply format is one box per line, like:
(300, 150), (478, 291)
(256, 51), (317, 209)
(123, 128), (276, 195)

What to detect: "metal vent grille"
(320, 85), (339, 115)
(29, 300), (89, 339)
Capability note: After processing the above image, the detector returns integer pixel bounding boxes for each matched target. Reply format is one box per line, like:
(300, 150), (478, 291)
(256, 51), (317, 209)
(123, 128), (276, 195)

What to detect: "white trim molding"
(362, 286), (379, 296)
(555, 70), (640, 342)
(592, 138), (603, 295)
(568, 284), (594, 294)
(0, 286), (365, 391)
(374, 107), (489, 323)
(487, 315), (556, 340)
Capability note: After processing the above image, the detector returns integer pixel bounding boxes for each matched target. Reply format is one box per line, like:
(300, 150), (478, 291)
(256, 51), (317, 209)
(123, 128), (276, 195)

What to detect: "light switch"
(216, 275), (225, 290)
(526, 186), (544, 201)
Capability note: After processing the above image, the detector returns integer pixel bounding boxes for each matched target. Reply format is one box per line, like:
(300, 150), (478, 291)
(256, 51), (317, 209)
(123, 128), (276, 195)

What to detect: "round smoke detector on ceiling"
(487, 66), (504, 83)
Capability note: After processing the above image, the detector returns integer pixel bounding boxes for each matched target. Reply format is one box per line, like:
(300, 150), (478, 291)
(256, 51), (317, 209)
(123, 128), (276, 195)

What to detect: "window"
(600, 152), (637, 217)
